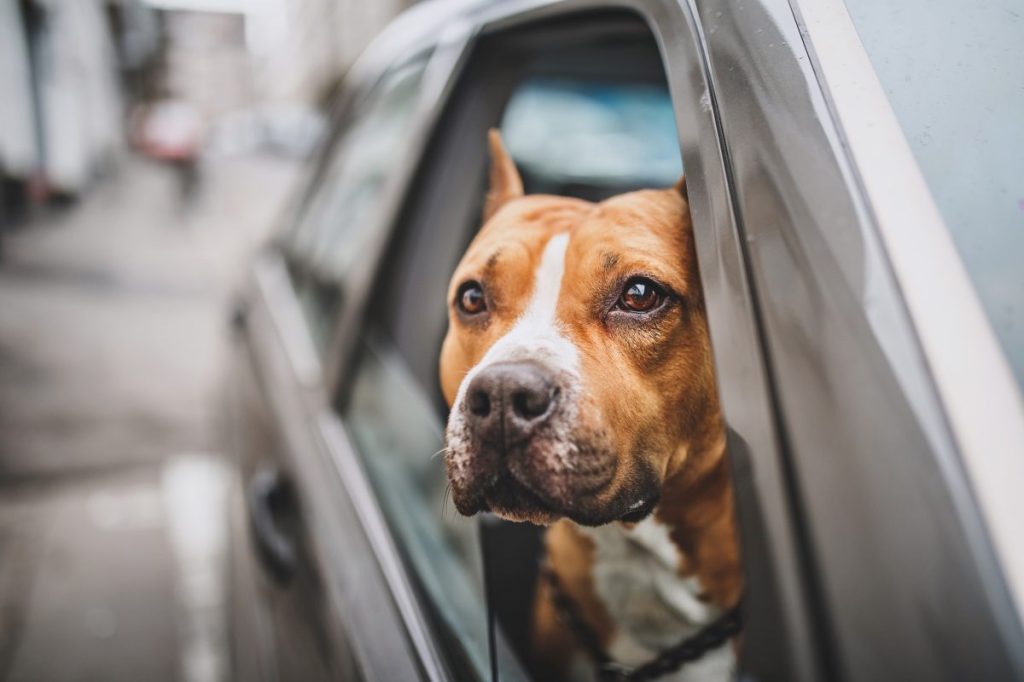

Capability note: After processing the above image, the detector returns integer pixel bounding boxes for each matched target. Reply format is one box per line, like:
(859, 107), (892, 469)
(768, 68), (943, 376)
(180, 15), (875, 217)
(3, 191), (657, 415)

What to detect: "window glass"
(286, 56), (429, 352)
(345, 338), (496, 679)
(845, 0), (1024, 389)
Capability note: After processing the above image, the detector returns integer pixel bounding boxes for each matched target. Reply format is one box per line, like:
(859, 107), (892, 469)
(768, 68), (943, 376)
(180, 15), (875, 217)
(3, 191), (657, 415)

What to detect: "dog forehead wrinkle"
(484, 248), (501, 273)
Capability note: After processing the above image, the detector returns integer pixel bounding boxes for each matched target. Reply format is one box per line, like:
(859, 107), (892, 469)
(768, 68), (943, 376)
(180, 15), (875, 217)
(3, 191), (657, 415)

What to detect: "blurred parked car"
(224, 0), (1024, 680)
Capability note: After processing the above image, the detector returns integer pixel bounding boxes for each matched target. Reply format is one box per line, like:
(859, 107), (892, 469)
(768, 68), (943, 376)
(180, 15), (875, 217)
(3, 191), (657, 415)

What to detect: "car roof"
(348, 0), (488, 84)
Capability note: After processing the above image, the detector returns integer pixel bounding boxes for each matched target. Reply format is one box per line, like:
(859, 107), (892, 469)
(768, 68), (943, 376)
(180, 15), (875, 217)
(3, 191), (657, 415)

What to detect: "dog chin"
(445, 430), (661, 526)
(487, 491), (660, 527)
(481, 474), (564, 525)
(452, 471), (660, 528)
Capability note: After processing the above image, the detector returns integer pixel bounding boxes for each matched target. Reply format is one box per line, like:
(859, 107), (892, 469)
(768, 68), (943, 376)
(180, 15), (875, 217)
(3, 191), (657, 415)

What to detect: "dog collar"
(538, 561), (743, 681)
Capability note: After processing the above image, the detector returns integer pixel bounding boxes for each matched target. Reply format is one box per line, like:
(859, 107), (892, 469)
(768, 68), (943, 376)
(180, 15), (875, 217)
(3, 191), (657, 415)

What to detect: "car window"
(286, 56), (429, 353)
(340, 28), (685, 680)
(845, 0), (1024, 389)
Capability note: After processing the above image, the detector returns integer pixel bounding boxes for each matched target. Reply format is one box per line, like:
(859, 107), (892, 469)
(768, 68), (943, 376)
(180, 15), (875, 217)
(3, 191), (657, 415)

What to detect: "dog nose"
(465, 362), (556, 444)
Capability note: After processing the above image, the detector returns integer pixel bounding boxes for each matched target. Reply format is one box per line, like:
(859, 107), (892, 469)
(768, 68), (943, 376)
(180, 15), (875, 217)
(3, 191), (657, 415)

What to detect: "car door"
(689, 0), (1024, 679)
(225, 21), (472, 681)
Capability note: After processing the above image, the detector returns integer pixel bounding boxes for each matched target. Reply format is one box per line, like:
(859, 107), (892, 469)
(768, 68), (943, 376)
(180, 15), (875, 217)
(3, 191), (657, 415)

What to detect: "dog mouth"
(448, 450), (657, 526)
(444, 400), (660, 525)
(450, 461), (584, 525)
(479, 472), (562, 524)
(449, 455), (559, 510)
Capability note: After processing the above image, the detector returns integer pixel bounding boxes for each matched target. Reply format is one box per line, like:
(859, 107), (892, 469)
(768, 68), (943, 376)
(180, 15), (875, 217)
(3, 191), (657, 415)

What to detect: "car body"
(224, 0), (1024, 680)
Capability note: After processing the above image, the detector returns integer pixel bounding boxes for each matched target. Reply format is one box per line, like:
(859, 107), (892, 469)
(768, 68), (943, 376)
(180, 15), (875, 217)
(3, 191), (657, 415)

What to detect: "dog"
(440, 131), (742, 681)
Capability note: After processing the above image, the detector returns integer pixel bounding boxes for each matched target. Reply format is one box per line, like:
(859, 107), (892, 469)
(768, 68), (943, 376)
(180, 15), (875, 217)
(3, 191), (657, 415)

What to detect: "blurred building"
(0, 1), (38, 189)
(137, 0), (416, 164)
(145, 0), (417, 109)
(246, 0), (415, 105)
(1, 0), (413, 230)
(1, 0), (125, 203)
(162, 11), (252, 119)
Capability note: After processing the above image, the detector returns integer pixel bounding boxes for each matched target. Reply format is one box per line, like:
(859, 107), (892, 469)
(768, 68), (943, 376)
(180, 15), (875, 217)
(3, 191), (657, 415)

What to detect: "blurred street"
(0, 154), (299, 681)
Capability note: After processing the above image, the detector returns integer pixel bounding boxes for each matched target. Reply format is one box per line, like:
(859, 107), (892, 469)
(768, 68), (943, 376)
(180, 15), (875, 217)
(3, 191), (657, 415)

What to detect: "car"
(223, 0), (1024, 680)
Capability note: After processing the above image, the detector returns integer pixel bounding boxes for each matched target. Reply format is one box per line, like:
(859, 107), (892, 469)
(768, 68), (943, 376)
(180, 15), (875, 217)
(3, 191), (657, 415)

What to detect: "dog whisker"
(441, 483), (453, 521)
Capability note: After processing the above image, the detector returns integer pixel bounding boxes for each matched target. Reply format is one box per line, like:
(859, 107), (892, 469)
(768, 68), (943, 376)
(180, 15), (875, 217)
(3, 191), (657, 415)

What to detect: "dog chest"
(575, 518), (735, 680)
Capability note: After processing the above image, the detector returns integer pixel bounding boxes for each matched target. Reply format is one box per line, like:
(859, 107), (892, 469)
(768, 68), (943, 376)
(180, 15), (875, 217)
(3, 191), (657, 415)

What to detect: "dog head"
(440, 131), (722, 526)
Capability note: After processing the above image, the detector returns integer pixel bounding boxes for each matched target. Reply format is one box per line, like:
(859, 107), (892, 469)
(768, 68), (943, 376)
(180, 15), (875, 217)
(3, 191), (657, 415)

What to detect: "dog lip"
(484, 472), (557, 515)
(617, 496), (658, 523)
(452, 492), (487, 516)
(506, 449), (618, 503)
(470, 468), (651, 527)
(446, 433), (622, 522)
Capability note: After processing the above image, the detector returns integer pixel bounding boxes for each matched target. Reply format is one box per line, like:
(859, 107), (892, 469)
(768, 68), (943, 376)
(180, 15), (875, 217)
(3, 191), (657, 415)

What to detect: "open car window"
(338, 13), (689, 680)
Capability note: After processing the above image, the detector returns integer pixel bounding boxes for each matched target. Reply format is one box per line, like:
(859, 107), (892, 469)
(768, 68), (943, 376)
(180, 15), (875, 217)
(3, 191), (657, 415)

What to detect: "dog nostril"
(467, 388), (491, 417)
(511, 387), (552, 420)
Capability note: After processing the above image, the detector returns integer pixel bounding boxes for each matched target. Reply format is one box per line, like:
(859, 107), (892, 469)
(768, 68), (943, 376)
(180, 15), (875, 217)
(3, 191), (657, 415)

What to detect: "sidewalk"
(0, 153), (300, 681)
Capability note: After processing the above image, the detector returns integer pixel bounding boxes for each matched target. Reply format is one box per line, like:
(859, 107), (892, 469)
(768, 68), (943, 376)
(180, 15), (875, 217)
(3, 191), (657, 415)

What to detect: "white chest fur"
(575, 518), (735, 682)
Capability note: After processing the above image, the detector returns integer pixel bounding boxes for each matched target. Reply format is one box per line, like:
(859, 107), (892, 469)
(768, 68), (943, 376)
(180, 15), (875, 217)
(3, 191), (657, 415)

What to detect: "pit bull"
(440, 131), (742, 681)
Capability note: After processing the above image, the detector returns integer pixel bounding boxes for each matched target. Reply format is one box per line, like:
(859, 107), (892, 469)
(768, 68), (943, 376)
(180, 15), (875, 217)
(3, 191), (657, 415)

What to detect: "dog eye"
(457, 281), (487, 315)
(618, 277), (665, 312)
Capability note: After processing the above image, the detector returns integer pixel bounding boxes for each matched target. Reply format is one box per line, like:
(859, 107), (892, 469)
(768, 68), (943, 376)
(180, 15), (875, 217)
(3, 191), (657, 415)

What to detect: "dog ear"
(483, 129), (524, 222)
(674, 175), (688, 200)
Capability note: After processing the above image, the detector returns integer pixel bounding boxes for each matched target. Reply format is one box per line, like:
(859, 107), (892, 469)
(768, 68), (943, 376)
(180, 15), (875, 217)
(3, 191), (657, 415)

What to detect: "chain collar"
(539, 561), (742, 682)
